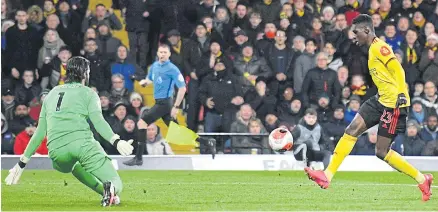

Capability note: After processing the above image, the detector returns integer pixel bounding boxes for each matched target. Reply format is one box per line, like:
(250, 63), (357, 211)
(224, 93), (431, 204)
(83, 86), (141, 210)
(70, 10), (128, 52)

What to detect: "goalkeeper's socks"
(135, 129), (147, 160)
(324, 133), (357, 181)
(384, 149), (425, 184)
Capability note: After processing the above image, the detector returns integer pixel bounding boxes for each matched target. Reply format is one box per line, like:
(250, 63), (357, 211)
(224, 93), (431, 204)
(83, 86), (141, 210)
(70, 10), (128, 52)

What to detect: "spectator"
(351, 126), (377, 155)
(43, 0), (57, 18)
(9, 103), (35, 135)
(233, 44), (273, 93)
(340, 86), (352, 106)
(37, 29), (65, 70)
(322, 104), (347, 149)
(98, 91), (112, 120)
(419, 81), (438, 114)
(110, 45), (143, 92)
(292, 0), (313, 32)
(227, 30), (249, 60)
(1, 113), (14, 154)
(122, 0), (150, 69)
(202, 16), (225, 47)
(291, 108), (332, 169)
(44, 45), (72, 89)
(338, 0), (362, 25)
(108, 101), (128, 136)
(316, 93), (332, 124)
(233, 2), (249, 30)
(14, 123), (48, 155)
(213, 6), (232, 48)
(255, 0), (281, 24)
(393, 0), (416, 20)
(5, 9), (39, 81)
(340, 28), (368, 78)
(324, 42), (343, 72)
(226, 0), (237, 20)
(413, 11), (427, 33)
(383, 23), (403, 51)
(392, 120), (426, 156)
(412, 80), (424, 98)
(109, 74), (130, 106)
(420, 22), (436, 47)
(377, 0), (394, 22)
(303, 17), (325, 51)
(1, 88), (16, 121)
(278, 98), (303, 127)
(409, 100), (430, 125)
(419, 114), (438, 142)
(83, 39), (111, 92)
(344, 95), (361, 124)
(337, 66), (349, 87)
(29, 89), (48, 121)
(302, 52), (340, 108)
(15, 70), (42, 106)
(1, 0), (15, 21)
(371, 13), (384, 37)
(244, 11), (263, 46)
(195, 0), (219, 21)
(56, 0), (82, 55)
(245, 77), (277, 123)
(326, 13), (348, 48)
(120, 115), (137, 153)
(231, 104), (256, 151)
(265, 30), (296, 96)
(145, 123), (174, 155)
(129, 92), (147, 117)
(256, 22), (277, 56)
(234, 118), (270, 154)
(27, 5), (44, 33)
(167, 29), (200, 79)
(292, 35), (305, 54)
(422, 139), (438, 156)
(1, 20), (14, 51)
(294, 38), (317, 94)
(400, 28), (422, 89)
(397, 16), (410, 37)
(321, 5), (336, 32)
(83, 27), (97, 44)
(96, 23), (122, 60)
(350, 74), (368, 99)
(278, 13), (299, 47)
(81, 4), (122, 33)
(199, 61), (243, 133)
(419, 34), (438, 85)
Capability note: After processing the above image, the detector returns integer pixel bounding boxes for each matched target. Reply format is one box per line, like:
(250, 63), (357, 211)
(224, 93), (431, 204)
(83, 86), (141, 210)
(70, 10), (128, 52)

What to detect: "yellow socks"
(324, 133), (357, 181)
(384, 150), (425, 184)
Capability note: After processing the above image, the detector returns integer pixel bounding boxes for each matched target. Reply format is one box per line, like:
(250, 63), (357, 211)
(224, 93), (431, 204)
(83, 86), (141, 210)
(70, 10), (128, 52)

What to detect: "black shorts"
(358, 96), (408, 138)
(141, 98), (173, 126)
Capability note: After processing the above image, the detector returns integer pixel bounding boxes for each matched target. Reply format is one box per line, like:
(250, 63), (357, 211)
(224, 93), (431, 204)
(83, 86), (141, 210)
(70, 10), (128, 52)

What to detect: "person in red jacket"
(14, 124), (48, 155)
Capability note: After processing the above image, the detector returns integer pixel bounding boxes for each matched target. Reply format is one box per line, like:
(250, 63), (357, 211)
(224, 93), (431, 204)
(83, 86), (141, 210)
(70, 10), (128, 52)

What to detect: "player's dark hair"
(65, 56), (90, 84)
(352, 14), (374, 32)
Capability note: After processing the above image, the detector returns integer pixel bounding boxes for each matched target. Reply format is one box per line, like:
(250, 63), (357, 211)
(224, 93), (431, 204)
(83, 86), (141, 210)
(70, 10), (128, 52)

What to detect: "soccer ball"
(269, 127), (294, 152)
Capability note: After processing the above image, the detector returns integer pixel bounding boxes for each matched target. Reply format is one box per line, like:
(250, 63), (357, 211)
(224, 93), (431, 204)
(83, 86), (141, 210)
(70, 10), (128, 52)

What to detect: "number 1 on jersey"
(56, 92), (65, 111)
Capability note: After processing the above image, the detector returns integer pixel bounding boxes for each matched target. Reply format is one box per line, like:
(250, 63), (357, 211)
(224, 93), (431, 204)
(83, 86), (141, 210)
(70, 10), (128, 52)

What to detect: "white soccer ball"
(269, 127), (294, 152)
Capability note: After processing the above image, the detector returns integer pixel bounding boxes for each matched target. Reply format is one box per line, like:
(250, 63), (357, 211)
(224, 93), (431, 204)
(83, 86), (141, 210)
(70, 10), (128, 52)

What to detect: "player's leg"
(71, 162), (104, 194)
(305, 96), (381, 187)
(375, 107), (433, 201)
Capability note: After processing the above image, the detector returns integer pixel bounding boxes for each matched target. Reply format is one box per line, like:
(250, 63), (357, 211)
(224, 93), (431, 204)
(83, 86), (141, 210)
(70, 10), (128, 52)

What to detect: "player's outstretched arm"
(5, 104), (48, 185)
(87, 91), (134, 156)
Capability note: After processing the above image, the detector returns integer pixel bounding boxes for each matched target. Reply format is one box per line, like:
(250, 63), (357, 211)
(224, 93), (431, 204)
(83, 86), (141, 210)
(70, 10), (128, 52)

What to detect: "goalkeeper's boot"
(123, 157), (143, 166)
(101, 182), (115, 207)
(304, 167), (330, 189)
(208, 138), (216, 159)
(418, 174), (433, 201)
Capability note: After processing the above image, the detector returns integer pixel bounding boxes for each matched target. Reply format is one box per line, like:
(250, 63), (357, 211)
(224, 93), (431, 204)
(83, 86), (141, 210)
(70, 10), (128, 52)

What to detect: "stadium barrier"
(2, 155), (438, 171)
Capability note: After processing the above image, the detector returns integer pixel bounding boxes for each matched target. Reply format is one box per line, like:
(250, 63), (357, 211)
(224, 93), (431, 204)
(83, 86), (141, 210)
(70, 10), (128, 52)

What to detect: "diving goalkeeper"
(4, 57), (134, 207)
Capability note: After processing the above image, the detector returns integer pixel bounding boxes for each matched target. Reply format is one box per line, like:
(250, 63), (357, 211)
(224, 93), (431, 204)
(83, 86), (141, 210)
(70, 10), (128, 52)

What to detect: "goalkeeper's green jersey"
(23, 83), (115, 158)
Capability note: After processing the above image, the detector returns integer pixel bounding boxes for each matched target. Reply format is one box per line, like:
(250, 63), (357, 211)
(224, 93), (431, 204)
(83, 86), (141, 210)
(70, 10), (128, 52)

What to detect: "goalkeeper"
(4, 57), (134, 207)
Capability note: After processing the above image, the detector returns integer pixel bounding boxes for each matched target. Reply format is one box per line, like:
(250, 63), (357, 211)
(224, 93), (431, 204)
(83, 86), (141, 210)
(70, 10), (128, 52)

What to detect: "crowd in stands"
(1, 0), (438, 157)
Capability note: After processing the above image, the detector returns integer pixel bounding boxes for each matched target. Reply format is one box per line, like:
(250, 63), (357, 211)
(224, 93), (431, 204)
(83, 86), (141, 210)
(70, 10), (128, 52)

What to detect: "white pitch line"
(10, 182), (438, 188)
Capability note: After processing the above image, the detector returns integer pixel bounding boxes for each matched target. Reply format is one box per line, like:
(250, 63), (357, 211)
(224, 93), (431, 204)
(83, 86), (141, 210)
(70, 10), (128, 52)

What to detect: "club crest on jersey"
(380, 46), (391, 56)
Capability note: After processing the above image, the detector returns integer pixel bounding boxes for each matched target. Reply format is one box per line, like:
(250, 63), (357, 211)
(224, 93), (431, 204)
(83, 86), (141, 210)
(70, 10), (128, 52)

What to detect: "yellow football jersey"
(368, 38), (410, 108)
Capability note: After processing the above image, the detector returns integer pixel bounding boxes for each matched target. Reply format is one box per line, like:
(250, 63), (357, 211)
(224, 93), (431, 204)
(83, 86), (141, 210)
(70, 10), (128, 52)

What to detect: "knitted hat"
(130, 92), (143, 103)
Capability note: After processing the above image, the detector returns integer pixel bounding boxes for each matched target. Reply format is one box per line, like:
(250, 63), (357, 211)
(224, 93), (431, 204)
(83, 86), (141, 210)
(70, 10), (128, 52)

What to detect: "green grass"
(2, 170), (438, 211)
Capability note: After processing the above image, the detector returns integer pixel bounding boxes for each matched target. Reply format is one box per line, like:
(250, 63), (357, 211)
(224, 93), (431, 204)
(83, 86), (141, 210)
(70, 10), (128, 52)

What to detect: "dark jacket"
(56, 10), (82, 55)
(96, 33), (122, 61)
(85, 52), (111, 92)
(277, 101), (303, 127)
(351, 134), (375, 155)
(244, 88), (277, 122)
(9, 115), (35, 135)
(422, 140), (438, 156)
(14, 83), (42, 106)
(196, 51), (233, 81)
(419, 127), (438, 143)
(392, 134), (426, 156)
(168, 38), (201, 77)
(419, 48), (438, 85)
(301, 67), (341, 107)
(121, 0), (150, 32)
(265, 44), (296, 81)
(81, 13), (123, 33)
(254, 0), (282, 24)
(322, 117), (348, 150)
(198, 71), (243, 114)
(233, 55), (273, 92)
(156, 0), (197, 37)
(4, 25), (39, 72)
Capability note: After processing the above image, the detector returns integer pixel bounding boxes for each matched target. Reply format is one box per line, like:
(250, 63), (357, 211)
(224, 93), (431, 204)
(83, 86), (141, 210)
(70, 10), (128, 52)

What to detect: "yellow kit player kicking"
(305, 14), (433, 201)
(4, 57), (134, 207)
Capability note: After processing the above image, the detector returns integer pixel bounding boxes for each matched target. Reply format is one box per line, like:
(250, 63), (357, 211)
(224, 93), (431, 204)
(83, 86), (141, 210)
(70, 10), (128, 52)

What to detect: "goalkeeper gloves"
(5, 156), (29, 185)
(396, 93), (407, 108)
(110, 134), (134, 156)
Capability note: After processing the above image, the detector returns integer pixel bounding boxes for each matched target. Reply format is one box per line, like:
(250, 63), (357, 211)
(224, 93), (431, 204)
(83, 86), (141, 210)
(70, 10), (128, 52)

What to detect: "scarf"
(368, 9), (376, 15)
(296, 9), (305, 17)
(406, 46), (418, 64)
(59, 64), (67, 85)
(264, 0), (272, 5)
(413, 18), (425, 28)
(243, 56), (252, 63)
(413, 110), (425, 123)
(351, 85), (367, 96)
(44, 8), (56, 18)
(379, 10), (389, 19)
(348, 1), (359, 9)
(172, 40), (182, 54)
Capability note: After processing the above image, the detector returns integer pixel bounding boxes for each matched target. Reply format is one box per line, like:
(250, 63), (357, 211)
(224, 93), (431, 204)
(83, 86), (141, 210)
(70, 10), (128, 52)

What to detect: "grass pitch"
(2, 170), (438, 211)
